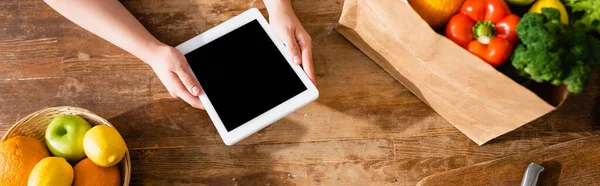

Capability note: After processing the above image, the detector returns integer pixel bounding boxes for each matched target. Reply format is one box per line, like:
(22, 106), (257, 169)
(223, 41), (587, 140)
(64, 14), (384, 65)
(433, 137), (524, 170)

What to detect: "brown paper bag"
(336, 0), (568, 145)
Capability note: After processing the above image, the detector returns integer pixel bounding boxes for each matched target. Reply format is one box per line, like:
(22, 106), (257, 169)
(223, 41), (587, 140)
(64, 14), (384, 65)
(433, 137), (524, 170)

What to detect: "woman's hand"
(265, 0), (315, 84)
(43, 0), (205, 109)
(146, 45), (205, 109)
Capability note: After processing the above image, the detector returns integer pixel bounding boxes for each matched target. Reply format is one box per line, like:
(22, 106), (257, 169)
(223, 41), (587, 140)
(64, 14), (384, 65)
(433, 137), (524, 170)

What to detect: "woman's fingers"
(176, 66), (202, 97)
(296, 30), (315, 83)
(166, 71), (204, 109)
(282, 29), (303, 65)
(149, 46), (204, 109)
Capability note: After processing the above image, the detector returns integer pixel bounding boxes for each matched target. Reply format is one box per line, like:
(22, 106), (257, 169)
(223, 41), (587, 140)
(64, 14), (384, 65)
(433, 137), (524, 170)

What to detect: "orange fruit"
(0, 136), (50, 186)
(409, 0), (465, 28)
(73, 158), (121, 186)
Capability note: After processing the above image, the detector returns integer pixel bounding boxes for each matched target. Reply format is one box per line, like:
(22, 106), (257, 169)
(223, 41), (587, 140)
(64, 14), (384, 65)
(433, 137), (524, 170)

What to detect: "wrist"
(135, 41), (169, 65)
(264, 0), (293, 15)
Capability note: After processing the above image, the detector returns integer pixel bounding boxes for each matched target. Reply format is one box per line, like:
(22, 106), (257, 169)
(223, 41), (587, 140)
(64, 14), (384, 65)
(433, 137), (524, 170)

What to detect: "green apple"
(45, 115), (92, 162)
(506, 0), (536, 6)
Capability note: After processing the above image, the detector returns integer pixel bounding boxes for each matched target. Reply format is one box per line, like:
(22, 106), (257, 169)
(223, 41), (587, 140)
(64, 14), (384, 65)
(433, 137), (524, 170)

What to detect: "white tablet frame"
(175, 8), (319, 146)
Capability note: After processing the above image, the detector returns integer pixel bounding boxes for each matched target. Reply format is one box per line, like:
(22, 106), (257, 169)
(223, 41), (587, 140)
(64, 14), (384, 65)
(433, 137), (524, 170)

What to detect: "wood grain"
(0, 0), (598, 185)
(417, 135), (600, 186)
(0, 38), (62, 79)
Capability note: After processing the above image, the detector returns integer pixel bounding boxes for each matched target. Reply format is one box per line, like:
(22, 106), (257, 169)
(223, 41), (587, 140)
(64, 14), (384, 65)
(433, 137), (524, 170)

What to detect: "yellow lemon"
(83, 125), (127, 167)
(529, 0), (569, 24)
(27, 157), (73, 186)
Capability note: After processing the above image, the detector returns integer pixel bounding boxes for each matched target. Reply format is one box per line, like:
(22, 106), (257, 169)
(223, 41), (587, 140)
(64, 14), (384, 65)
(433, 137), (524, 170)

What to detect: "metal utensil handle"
(521, 163), (545, 186)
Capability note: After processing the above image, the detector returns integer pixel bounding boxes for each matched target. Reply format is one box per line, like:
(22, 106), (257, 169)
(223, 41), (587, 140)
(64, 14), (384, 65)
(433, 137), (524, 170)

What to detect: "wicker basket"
(1, 106), (131, 186)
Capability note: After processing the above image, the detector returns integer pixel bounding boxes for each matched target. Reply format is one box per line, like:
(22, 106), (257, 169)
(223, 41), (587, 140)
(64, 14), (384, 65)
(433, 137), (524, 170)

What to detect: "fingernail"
(192, 86), (200, 96)
(293, 55), (301, 64)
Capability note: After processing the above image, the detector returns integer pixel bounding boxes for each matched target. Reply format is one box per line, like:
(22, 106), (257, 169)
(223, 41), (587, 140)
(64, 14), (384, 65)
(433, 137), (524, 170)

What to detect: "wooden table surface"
(1, 0), (599, 185)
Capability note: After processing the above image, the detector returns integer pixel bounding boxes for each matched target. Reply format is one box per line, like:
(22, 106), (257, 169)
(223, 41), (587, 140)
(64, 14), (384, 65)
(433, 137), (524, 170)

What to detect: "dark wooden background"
(0, 0), (598, 185)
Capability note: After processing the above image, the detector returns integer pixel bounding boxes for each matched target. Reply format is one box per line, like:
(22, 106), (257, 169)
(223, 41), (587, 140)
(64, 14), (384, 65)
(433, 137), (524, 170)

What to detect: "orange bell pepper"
(445, 0), (521, 67)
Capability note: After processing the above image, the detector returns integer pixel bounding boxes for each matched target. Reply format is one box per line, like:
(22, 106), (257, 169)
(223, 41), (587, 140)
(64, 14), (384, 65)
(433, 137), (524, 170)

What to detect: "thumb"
(176, 68), (202, 97)
(282, 30), (302, 65)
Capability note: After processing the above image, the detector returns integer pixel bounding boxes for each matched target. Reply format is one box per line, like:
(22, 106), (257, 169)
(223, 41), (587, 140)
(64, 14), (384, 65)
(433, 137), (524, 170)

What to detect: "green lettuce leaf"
(564, 0), (600, 34)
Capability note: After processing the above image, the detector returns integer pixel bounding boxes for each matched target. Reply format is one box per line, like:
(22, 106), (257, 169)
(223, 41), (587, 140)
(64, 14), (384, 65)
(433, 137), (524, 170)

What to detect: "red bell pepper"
(445, 0), (520, 67)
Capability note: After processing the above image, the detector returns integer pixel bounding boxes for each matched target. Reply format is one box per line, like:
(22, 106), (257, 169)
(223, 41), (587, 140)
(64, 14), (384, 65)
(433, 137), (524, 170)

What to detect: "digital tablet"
(176, 8), (319, 145)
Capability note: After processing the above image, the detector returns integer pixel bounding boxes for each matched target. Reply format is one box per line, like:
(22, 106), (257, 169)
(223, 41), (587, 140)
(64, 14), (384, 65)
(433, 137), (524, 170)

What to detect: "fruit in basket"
(408, 0), (465, 28)
(73, 158), (121, 186)
(84, 125), (127, 167)
(529, 0), (569, 24)
(45, 115), (92, 162)
(506, 0), (536, 6)
(27, 157), (74, 186)
(0, 136), (50, 186)
(445, 0), (521, 67)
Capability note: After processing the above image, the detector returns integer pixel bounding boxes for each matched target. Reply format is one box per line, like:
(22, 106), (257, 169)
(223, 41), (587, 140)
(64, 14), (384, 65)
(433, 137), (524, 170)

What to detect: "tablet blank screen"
(185, 20), (307, 132)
